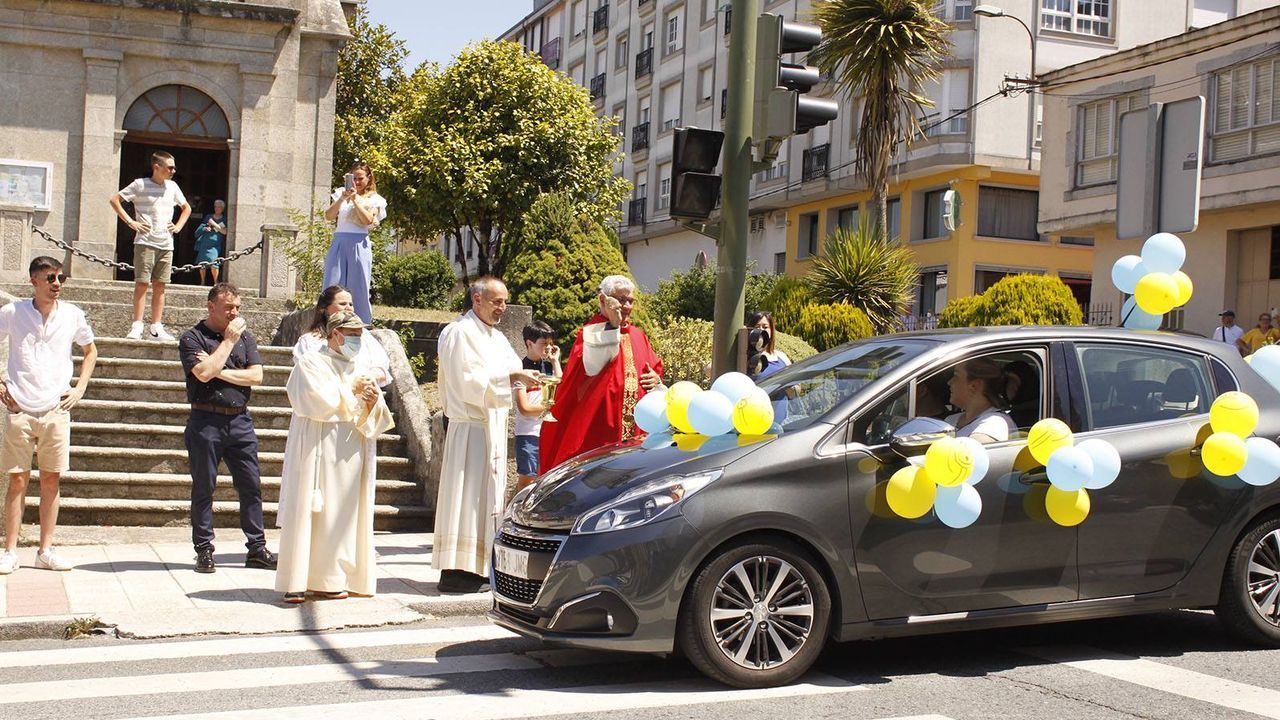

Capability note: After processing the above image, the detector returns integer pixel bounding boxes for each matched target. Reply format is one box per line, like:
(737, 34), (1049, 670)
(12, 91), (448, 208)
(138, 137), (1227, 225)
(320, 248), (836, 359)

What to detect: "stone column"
(75, 49), (123, 281)
(0, 204), (35, 283)
(232, 68), (278, 296)
(258, 223), (299, 300)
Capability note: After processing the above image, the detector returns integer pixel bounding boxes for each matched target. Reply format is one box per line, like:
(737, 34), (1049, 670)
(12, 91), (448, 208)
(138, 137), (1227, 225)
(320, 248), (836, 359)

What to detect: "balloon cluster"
(1199, 391), (1280, 486)
(885, 437), (990, 528)
(1026, 419), (1121, 527)
(1111, 233), (1193, 330)
(633, 372), (775, 439)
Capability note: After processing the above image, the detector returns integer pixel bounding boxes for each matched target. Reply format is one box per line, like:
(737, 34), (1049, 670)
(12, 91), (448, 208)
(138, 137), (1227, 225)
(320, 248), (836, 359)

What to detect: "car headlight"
(571, 470), (722, 535)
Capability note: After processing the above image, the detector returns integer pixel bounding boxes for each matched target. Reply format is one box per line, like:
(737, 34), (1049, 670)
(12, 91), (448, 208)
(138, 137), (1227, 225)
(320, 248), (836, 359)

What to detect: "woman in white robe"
(276, 312), (394, 602)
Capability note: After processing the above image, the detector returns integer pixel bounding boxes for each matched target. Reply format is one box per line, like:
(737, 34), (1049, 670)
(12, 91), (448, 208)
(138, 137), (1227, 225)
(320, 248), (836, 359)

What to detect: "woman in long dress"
(322, 162), (386, 323)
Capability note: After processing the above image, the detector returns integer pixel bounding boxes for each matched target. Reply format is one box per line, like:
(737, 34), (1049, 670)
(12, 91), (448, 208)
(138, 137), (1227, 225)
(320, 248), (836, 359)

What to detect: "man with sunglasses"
(0, 257), (97, 575)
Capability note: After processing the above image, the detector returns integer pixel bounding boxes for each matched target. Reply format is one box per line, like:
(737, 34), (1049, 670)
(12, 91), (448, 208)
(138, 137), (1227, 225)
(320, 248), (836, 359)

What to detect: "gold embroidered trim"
(620, 334), (639, 440)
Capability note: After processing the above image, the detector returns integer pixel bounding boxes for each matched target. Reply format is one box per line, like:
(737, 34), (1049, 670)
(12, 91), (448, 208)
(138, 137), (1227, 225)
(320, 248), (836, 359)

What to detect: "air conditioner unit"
(772, 211), (788, 229)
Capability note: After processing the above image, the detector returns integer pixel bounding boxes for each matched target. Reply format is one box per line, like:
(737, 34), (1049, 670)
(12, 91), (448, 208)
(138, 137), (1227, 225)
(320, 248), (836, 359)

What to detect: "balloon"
(924, 437), (973, 488)
(1210, 391), (1260, 438)
(673, 433), (710, 452)
(687, 390), (735, 436)
(1121, 296), (1163, 331)
(732, 387), (775, 435)
(665, 381), (701, 434)
(1111, 255), (1147, 294)
(634, 390), (671, 434)
(1134, 272), (1179, 316)
(1250, 345), (1280, 394)
(1028, 418), (1073, 466)
(1046, 445), (1094, 492)
(956, 436), (990, 485)
(1171, 271), (1194, 306)
(1078, 438), (1122, 489)
(641, 432), (675, 450)
(1239, 437), (1280, 487)
(886, 466), (936, 519)
(1045, 486), (1091, 526)
(710, 372), (758, 406)
(934, 484), (982, 529)
(1202, 431), (1248, 477)
(1141, 232), (1186, 274)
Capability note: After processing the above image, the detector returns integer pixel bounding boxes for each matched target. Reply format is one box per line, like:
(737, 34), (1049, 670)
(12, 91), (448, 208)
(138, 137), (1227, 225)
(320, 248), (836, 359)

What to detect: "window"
(1033, 93), (1043, 148)
(917, 268), (949, 317)
(616, 35), (629, 68)
(922, 69), (971, 136)
(1211, 58), (1280, 163)
(1076, 93), (1142, 186)
(798, 212), (819, 258)
(1060, 235), (1095, 246)
(665, 12), (682, 54)
(570, 61), (585, 86)
(595, 48), (607, 75)
(757, 159), (788, 182)
(611, 103), (626, 136)
(977, 186), (1039, 240)
(923, 189), (947, 238)
(657, 163), (671, 210)
(1041, 0), (1112, 37)
(933, 0), (973, 22)
(887, 197), (902, 240)
(698, 65), (715, 103)
(703, 0), (718, 24)
(1192, 0), (1234, 28)
(830, 205), (858, 235)
(660, 83), (681, 131)
(635, 170), (648, 199)
(1076, 344), (1213, 431)
(750, 214), (767, 233)
(774, 251), (786, 274)
(1270, 227), (1280, 280)
(975, 268), (1018, 293)
(639, 97), (651, 124)
(642, 22), (655, 50)
(571, 0), (587, 36)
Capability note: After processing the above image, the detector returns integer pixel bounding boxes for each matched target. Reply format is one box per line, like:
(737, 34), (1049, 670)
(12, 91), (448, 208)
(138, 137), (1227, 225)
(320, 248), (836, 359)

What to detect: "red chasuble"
(538, 314), (663, 473)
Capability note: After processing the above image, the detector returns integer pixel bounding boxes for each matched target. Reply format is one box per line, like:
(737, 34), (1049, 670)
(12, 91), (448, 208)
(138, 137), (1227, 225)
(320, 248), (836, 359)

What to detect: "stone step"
(24, 496), (431, 532)
(77, 358), (292, 385)
(78, 337), (296, 365)
(64, 301), (284, 343)
(29, 471), (421, 505)
(71, 398), (294, 429)
(0, 280), (293, 312)
(82, 379), (292, 408)
(70, 422), (405, 456)
(65, 445), (413, 481)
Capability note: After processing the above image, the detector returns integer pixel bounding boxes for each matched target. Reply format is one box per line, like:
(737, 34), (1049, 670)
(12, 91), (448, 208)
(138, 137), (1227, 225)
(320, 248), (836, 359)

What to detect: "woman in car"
(946, 357), (1017, 443)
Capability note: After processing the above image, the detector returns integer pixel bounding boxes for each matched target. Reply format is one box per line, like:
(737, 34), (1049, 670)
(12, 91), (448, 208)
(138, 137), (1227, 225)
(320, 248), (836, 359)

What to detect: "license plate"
(494, 544), (530, 579)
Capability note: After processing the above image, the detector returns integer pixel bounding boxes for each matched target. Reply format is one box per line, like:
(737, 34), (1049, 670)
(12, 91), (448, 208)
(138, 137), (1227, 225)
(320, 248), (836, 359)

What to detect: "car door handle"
(1188, 447), (1202, 457)
(1019, 471), (1051, 485)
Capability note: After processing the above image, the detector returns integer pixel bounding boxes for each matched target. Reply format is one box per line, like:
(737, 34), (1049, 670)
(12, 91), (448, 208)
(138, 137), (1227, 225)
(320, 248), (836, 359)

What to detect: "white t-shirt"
(513, 383), (544, 437)
(1212, 324), (1245, 345)
(0, 300), (95, 413)
(291, 330), (392, 387)
(946, 408), (1017, 442)
(330, 189), (387, 235)
(117, 178), (188, 250)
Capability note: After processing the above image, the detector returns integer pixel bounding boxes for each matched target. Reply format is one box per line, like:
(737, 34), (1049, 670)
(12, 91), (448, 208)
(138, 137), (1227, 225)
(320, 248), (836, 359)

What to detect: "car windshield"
(756, 338), (936, 432)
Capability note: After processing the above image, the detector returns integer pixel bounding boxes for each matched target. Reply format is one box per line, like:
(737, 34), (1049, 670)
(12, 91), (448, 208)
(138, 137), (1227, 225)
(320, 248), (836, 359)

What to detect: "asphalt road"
(2, 609), (1278, 720)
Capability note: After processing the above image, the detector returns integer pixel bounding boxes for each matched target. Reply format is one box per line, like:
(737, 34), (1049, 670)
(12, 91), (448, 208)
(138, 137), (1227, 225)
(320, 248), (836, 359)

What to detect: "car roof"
(885, 326), (1234, 360)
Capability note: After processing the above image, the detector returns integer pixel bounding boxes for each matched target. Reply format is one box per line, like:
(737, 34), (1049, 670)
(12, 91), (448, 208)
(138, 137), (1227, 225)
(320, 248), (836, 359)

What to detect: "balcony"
(802, 144), (830, 182)
(631, 121), (650, 152)
(593, 5), (609, 34)
(590, 73), (606, 101)
(628, 198), (647, 226)
(635, 47), (653, 80)
(539, 37), (561, 69)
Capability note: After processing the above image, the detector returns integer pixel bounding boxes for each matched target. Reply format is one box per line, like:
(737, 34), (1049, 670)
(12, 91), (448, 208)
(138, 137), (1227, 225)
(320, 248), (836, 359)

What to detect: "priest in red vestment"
(539, 275), (664, 473)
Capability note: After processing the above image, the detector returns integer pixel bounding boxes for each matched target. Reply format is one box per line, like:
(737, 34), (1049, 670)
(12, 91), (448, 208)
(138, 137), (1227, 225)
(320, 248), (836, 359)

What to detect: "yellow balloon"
(886, 466), (937, 519)
(1027, 418), (1073, 466)
(924, 437), (973, 487)
(1209, 391), (1259, 438)
(1045, 486), (1091, 526)
(732, 388), (775, 435)
(1202, 431), (1248, 476)
(1171, 271), (1194, 307)
(1134, 272), (1179, 315)
(666, 381), (702, 434)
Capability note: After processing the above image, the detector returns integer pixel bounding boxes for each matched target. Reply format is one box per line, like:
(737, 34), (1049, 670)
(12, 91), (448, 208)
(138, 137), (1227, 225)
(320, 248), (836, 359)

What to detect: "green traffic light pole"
(712, 0), (758, 378)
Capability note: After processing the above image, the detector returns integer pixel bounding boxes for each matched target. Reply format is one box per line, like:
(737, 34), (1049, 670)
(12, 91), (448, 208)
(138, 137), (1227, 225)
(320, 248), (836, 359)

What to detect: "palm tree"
(810, 218), (919, 332)
(808, 0), (950, 242)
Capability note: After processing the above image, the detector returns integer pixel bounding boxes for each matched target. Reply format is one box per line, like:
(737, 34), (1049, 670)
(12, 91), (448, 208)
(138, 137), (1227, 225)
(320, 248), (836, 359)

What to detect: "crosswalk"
(3, 618), (1279, 720)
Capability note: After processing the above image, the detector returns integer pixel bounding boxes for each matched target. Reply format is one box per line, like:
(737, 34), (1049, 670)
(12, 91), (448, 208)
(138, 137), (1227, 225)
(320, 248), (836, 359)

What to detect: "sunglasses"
(44, 273), (67, 284)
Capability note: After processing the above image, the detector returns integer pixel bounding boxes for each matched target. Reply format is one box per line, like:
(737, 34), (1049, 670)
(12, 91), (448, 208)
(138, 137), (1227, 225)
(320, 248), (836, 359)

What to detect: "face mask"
(340, 333), (362, 358)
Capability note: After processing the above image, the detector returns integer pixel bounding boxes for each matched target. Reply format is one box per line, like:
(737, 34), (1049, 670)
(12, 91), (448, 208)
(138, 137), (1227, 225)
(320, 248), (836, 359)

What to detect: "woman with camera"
(322, 162), (386, 324)
(746, 311), (792, 380)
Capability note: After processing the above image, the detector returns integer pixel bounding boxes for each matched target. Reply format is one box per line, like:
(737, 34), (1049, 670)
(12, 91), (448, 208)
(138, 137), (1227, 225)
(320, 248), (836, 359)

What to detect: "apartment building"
(1038, 5), (1280, 337)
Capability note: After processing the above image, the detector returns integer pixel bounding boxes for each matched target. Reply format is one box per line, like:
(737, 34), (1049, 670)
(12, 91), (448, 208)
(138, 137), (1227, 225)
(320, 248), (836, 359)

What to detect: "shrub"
(775, 331), (817, 364)
(789, 303), (874, 352)
(647, 263), (782, 323)
(937, 295), (983, 328)
(759, 276), (815, 334)
(810, 220), (919, 332)
(372, 250), (455, 309)
(938, 274), (1084, 328)
(648, 316), (817, 388)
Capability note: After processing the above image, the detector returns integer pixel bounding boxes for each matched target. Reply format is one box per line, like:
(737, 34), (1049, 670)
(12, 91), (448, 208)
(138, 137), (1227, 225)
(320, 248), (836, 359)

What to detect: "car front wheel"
(678, 538), (832, 688)
(1216, 514), (1280, 646)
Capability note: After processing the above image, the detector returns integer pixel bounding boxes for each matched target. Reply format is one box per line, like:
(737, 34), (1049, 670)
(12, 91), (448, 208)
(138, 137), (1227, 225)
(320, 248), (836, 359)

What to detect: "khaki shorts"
(133, 245), (172, 283)
(1, 408), (71, 474)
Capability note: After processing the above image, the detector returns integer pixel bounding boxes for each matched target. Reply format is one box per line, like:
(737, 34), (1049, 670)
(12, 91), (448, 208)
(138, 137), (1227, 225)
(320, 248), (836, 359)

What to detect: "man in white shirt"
(1212, 310), (1245, 353)
(109, 150), (191, 342)
(0, 257), (98, 574)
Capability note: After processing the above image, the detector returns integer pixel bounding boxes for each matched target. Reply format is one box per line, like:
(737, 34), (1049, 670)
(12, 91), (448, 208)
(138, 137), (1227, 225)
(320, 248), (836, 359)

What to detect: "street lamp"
(973, 5), (1038, 83)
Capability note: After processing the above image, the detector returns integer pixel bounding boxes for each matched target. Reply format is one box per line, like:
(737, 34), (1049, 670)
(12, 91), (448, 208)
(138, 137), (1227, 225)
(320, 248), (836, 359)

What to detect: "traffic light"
(669, 127), (724, 219)
(754, 13), (839, 140)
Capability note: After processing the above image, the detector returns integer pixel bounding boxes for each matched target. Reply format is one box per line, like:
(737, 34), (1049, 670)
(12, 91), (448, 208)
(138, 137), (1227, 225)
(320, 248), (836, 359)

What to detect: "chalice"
(539, 376), (562, 422)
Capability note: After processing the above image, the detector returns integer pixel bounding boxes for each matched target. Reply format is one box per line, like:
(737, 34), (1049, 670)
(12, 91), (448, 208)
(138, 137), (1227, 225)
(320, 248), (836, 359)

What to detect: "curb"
(409, 595), (492, 618)
(0, 614), (83, 641)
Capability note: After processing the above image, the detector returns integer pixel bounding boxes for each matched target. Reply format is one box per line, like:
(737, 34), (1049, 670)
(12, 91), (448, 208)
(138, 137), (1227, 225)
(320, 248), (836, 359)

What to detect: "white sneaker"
(35, 548), (72, 571)
(149, 323), (176, 342)
(0, 550), (17, 574)
(126, 321), (145, 340)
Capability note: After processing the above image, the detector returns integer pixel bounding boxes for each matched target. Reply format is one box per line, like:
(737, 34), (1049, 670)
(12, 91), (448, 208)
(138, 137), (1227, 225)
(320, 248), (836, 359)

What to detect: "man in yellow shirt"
(1238, 313), (1280, 355)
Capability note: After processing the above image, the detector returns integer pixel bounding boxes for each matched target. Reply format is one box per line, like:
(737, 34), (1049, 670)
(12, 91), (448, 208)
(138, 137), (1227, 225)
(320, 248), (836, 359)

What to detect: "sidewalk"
(0, 528), (491, 639)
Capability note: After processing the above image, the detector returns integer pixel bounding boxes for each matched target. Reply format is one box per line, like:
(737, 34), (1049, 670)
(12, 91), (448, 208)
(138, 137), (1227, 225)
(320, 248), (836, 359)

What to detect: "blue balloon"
(1240, 437), (1280, 487)
(634, 390), (670, 434)
(1078, 438), (1121, 490)
(1122, 297), (1162, 330)
(935, 484), (982, 529)
(1249, 345), (1280, 394)
(1111, 255), (1147, 294)
(710, 372), (758, 406)
(687, 390), (735, 436)
(641, 432), (675, 450)
(1141, 233), (1186, 274)
(1046, 446), (1094, 492)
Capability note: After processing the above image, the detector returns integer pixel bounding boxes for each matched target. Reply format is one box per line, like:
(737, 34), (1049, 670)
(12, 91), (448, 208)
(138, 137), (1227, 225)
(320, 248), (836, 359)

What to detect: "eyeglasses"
(44, 273), (67, 284)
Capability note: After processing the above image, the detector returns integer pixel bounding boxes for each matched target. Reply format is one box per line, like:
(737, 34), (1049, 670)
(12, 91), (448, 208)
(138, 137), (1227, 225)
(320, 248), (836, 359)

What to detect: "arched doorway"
(116, 85), (231, 284)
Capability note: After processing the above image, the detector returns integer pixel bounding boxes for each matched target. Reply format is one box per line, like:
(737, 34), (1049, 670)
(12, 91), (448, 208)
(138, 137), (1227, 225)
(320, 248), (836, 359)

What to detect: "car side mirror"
(888, 417), (956, 458)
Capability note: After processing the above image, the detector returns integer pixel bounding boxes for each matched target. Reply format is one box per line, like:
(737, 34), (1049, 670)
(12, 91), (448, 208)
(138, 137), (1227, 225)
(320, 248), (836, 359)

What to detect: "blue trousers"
(184, 410), (265, 551)
(323, 231), (373, 323)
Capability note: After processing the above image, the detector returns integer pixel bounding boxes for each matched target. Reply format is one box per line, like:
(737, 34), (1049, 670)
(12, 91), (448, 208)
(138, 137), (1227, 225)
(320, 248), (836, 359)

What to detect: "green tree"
(333, 5), (412, 195)
(809, 0), (950, 241)
(647, 263), (781, 322)
(387, 41), (630, 283)
(810, 219), (919, 332)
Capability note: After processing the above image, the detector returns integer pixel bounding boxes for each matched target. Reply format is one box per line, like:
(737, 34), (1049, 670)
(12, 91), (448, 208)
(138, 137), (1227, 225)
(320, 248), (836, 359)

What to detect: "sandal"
(283, 592), (306, 604)
(311, 590), (348, 600)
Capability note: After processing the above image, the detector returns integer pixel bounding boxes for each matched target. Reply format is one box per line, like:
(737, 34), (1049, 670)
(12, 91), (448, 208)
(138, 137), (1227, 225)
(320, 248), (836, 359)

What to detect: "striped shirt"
(117, 178), (188, 251)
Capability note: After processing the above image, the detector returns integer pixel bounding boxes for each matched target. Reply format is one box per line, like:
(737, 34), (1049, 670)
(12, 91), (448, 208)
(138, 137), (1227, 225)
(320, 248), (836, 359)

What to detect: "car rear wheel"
(678, 538), (831, 688)
(1216, 514), (1280, 646)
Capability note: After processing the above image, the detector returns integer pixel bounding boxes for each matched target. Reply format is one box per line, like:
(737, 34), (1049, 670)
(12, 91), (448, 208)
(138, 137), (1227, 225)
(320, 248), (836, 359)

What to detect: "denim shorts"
(515, 435), (540, 476)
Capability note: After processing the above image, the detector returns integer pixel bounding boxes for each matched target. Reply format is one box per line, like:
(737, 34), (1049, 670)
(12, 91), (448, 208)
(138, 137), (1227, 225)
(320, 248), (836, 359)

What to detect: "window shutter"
(1215, 70), (1232, 134)
(1255, 60), (1275, 126)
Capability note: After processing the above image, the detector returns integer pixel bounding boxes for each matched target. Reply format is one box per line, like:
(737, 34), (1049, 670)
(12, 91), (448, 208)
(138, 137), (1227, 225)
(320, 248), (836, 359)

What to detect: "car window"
(1076, 344), (1212, 430)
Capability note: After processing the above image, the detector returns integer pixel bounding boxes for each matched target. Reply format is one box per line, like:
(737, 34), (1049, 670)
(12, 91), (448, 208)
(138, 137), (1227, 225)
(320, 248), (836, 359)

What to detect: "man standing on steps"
(0, 257), (97, 575)
(109, 150), (191, 342)
(178, 283), (277, 574)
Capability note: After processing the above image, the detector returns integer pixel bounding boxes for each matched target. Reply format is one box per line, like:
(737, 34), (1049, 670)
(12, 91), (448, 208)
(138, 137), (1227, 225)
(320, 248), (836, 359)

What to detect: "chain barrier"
(30, 225), (266, 274)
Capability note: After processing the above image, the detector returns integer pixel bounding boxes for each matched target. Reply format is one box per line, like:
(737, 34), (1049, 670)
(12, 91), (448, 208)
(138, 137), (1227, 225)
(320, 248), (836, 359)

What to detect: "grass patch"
(63, 615), (103, 640)
(373, 305), (457, 324)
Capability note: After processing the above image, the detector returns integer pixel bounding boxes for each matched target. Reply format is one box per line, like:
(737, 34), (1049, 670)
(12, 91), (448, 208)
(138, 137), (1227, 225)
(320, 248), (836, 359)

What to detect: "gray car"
(488, 327), (1280, 688)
